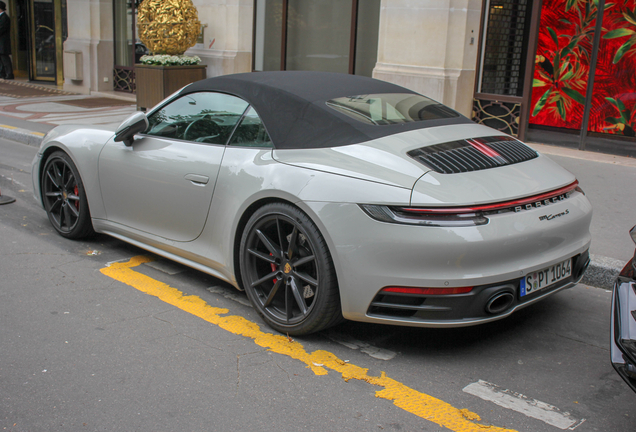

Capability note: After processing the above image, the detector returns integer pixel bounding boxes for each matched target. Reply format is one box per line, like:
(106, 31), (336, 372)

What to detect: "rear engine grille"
(407, 136), (537, 174)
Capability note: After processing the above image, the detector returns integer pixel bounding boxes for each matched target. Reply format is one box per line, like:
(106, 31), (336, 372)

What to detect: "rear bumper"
(306, 190), (592, 327)
(367, 251), (589, 326)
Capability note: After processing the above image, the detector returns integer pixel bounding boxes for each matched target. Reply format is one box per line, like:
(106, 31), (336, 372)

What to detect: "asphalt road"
(542, 151), (636, 262)
(1, 137), (635, 432)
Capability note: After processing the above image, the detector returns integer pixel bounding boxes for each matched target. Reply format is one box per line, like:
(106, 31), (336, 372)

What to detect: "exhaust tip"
(485, 292), (514, 314)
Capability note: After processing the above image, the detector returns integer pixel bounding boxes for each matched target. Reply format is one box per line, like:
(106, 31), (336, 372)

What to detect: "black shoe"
(4, 75), (13, 79)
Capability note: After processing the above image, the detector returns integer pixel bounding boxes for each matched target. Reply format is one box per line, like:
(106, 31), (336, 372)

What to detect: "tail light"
(360, 181), (581, 227)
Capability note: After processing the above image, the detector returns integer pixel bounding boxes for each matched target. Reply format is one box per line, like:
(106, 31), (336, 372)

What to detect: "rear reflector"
(381, 286), (473, 295)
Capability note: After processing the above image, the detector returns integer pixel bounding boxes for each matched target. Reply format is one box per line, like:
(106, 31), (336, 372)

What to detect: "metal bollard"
(0, 187), (16, 204)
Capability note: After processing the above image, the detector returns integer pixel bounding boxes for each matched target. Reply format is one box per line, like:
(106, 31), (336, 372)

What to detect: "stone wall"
(185, 0), (253, 77)
(373, 0), (481, 117)
(60, 0), (481, 115)
(63, 0), (113, 94)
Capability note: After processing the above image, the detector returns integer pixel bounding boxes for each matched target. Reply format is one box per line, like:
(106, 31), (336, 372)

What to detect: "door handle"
(185, 174), (209, 185)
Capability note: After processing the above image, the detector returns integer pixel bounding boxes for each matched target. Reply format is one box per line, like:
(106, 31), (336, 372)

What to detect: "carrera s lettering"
(539, 209), (570, 221)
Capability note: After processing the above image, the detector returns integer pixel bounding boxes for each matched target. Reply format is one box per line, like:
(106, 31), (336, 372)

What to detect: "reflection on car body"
(31, 71), (592, 335)
(611, 225), (636, 392)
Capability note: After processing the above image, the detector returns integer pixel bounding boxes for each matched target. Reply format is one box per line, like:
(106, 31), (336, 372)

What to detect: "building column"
(188, 0), (253, 78)
(63, 0), (114, 94)
(373, 0), (481, 117)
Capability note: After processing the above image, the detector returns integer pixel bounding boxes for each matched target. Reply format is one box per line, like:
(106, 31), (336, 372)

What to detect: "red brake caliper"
(270, 253), (278, 283)
(74, 185), (79, 210)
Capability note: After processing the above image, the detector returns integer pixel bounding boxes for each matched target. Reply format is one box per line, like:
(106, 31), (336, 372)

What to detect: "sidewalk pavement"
(0, 79), (632, 289)
(0, 79), (137, 145)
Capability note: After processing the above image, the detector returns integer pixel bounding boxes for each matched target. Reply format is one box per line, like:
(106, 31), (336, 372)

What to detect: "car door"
(98, 91), (249, 242)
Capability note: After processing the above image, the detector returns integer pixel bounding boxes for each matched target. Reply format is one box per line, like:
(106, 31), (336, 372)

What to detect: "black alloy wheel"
(41, 151), (94, 239)
(240, 203), (342, 335)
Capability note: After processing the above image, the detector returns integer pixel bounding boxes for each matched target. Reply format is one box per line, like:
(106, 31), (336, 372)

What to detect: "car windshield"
(326, 93), (459, 125)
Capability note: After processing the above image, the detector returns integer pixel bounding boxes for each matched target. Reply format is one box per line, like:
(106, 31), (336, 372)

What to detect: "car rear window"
(326, 93), (460, 125)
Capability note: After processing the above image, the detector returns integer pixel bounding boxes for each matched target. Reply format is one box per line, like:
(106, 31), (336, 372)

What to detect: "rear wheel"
(239, 203), (342, 335)
(41, 151), (94, 239)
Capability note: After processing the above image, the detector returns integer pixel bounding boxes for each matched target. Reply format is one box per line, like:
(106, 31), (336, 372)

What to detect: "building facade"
(474, 0), (636, 156)
(9, 0), (636, 156)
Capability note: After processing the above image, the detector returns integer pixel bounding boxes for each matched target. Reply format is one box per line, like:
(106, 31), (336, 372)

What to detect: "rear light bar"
(381, 286), (473, 295)
(360, 180), (581, 227)
(399, 180), (579, 215)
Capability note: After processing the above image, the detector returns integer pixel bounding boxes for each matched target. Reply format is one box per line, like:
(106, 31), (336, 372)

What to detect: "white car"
(31, 71), (593, 335)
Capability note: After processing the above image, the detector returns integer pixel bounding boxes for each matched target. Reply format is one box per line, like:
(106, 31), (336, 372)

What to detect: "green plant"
(604, 6), (636, 64)
(559, 0), (611, 61)
(139, 54), (201, 66)
(532, 27), (588, 120)
(603, 97), (636, 136)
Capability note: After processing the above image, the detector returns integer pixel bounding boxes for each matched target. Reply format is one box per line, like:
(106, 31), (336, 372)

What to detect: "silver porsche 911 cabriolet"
(32, 71), (592, 335)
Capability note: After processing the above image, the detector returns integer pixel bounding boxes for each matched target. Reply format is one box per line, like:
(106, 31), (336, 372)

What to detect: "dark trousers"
(0, 54), (13, 78)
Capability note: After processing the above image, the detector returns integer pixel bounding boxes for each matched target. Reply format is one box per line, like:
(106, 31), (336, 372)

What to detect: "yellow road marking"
(101, 255), (517, 432)
(0, 124), (45, 136)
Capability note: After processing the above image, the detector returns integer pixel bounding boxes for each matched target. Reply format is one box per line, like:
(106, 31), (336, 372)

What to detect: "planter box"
(135, 64), (207, 111)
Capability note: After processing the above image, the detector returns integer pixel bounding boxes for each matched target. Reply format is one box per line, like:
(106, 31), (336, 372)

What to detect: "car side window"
(228, 106), (273, 148)
(145, 92), (249, 144)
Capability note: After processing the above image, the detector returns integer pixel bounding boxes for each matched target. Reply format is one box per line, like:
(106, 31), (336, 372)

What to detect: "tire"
(41, 151), (95, 239)
(239, 203), (342, 336)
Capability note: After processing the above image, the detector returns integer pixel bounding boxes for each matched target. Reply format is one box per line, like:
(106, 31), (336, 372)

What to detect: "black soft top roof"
(182, 71), (470, 149)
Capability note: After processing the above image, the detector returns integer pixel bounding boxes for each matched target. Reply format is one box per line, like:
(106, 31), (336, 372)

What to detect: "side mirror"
(114, 112), (149, 146)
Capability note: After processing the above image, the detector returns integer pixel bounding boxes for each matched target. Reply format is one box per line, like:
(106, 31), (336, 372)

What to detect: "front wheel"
(239, 203), (342, 335)
(41, 151), (94, 239)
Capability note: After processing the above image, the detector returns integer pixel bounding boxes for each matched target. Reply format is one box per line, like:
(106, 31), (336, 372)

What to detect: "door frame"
(472, 0), (543, 141)
(28, 0), (64, 83)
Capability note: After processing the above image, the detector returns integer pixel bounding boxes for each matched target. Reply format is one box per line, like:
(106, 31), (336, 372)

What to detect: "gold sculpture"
(137, 0), (201, 55)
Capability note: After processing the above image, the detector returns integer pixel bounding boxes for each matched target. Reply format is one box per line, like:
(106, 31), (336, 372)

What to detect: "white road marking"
(0, 174), (28, 188)
(325, 330), (397, 360)
(40, 110), (135, 125)
(463, 380), (585, 430)
(105, 258), (131, 267)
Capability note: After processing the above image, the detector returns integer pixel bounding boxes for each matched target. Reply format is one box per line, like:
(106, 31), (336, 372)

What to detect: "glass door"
(253, 0), (381, 76)
(473, 0), (536, 138)
(9, 0), (29, 78)
(113, 0), (146, 92)
(29, 0), (66, 83)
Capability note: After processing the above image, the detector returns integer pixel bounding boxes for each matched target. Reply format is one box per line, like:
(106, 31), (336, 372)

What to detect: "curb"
(0, 123), (626, 289)
(582, 254), (626, 290)
(0, 124), (45, 147)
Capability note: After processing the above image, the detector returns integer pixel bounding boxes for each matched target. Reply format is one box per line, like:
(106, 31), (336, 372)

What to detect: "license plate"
(520, 259), (572, 297)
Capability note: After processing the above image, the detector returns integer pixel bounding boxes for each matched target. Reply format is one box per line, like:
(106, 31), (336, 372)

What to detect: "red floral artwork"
(530, 0), (636, 138)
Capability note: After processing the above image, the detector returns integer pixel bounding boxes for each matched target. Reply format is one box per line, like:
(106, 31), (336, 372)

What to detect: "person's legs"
(0, 54), (13, 79)
(0, 55), (6, 78)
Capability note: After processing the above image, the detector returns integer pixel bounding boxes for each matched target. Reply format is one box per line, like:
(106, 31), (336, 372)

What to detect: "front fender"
(33, 126), (115, 220)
